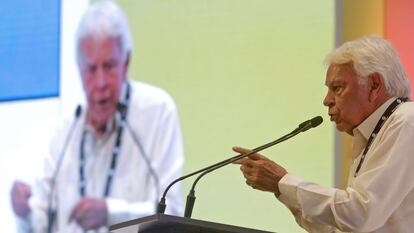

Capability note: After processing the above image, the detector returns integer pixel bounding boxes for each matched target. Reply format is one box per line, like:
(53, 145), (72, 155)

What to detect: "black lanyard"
(79, 83), (131, 197)
(354, 97), (410, 177)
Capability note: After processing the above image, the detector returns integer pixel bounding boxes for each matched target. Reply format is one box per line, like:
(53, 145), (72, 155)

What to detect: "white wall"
(0, 0), (88, 231)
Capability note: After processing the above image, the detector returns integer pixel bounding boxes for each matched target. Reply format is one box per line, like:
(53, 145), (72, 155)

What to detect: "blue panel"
(0, 0), (61, 102)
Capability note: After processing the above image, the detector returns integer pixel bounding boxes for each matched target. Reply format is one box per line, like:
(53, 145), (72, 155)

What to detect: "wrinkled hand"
(11, 181), (32, 218)
(232, 146), (287, 197)
(69, 197), (108, 230)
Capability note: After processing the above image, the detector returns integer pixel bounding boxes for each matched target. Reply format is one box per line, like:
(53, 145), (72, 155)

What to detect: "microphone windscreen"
(297, 116), (323, 132)
(310, 116), (323, 128)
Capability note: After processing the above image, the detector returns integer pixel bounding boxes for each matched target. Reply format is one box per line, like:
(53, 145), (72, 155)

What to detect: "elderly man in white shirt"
(234, 35), (414, 233)
(11, 1), (184, 232)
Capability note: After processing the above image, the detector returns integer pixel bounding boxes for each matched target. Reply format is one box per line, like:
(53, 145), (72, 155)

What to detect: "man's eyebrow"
(329, 78), (345, 85)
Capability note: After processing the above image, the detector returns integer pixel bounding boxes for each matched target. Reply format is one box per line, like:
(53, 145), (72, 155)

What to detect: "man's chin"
(334, 122), (345, 132)
(88, 110), (114, 125)
(335, 124), (354, 135)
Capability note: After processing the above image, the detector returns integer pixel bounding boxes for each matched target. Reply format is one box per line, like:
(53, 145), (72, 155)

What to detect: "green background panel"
(111, 1), (334, 232)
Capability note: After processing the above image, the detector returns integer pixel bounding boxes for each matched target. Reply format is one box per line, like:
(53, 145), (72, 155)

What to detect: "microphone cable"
(47, 105), (82, 233)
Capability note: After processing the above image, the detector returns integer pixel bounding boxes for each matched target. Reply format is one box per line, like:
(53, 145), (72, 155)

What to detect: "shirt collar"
(119, 81), (129, 106)
(352, 97), (397, 140)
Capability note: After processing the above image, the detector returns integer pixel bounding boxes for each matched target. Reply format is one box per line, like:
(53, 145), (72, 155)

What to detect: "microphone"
(116, 103), (161, 206)
(183, 115), (323, 217)
(156, 116), (323, 216)
(296, 116), (323, 132)
(183, 116), (323, 217)
(47, 105), (82, 233)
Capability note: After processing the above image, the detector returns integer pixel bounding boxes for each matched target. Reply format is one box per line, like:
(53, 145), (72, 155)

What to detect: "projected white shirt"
(16, 81), (184, 233)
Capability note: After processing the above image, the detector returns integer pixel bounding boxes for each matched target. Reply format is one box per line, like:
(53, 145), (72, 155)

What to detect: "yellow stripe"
(336, 0), (385, 188)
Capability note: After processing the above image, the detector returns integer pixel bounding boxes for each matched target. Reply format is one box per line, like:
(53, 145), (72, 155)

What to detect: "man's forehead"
(325, 63), (355, 85)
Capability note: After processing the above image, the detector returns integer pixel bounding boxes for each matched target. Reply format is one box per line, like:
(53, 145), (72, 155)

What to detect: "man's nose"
(323, 91), (333, 107)
(95, 67), (108, 88)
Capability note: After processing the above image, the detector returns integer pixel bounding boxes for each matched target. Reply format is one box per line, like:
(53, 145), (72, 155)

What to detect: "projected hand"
(11, 181), (32, 218)
(69, 197), (108, 230)
(232, 146), (287, 197)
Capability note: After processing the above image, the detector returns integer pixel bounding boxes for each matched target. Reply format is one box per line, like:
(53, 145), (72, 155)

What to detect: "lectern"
(109, 214), (276, 233)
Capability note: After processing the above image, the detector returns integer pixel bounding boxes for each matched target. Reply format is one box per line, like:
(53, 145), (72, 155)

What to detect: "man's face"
(79, 36), (127, 130)
(323, 63), (372, 135)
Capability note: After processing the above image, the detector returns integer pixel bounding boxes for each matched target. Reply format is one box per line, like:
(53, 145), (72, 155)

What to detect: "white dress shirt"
(277, 98), (414, 233)
(17, 81), (184, 233)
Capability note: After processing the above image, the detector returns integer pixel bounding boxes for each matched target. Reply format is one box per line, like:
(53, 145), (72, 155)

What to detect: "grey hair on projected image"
(324, 35), (410, 98)
(75, 0), (132, 66)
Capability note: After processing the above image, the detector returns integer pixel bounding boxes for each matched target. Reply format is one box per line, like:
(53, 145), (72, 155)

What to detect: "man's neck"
(86, 115), (116, 139)
(372, 95), (391, 111)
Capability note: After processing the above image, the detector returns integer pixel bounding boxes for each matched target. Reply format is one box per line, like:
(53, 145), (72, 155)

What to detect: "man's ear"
(368, 73), (386, 102)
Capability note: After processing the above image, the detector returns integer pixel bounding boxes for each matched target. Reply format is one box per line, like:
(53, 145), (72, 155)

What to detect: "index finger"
(232, 146), (262, 160)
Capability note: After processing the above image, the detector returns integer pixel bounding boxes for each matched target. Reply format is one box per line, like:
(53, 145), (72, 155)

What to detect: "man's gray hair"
(324, 35), (410, 97)
(76, 0), (132, 66)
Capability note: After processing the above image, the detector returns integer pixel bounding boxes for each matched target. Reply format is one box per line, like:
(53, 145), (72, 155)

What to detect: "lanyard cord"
(79, 83), (131, 197)
(354, 97), (410, 177)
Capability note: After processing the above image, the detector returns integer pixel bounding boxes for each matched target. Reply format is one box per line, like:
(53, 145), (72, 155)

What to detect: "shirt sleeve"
(28, 120), (70, 233)
(277, 115), (414, 232)
(106, 198), (156, 224)
(277, 174), (339, 233)
(15, 215), (33, 233)
(150, 100), (184, 216)
(106, 95), (184, 224)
